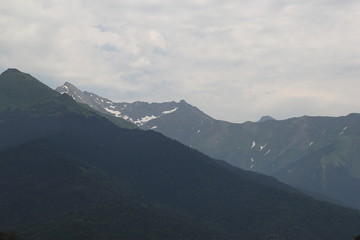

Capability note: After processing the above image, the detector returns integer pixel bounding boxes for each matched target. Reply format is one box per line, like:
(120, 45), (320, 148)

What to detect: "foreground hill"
(0, 141), (224, 240)
(1, 69), (360, 239)
(57, 82), (360, 210)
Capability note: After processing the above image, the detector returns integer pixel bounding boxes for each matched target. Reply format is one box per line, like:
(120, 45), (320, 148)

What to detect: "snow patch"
(265, 150), (271, 156)
(251, 141), (256, 149)
(77, 95), (85, 102)
(309, 142), (314, 146)
(151, 126), (158, 129)
(250, 165), (254, 169)
(105, 108), (122, 117)
(61, 85), (69, 94)
(134, 115), (159, 125)
(251, 158), (255, 162)
(260, 143), (267, 151)
(162, 107), (178, 114)
(197, 130), (201, 133)
(339, 126), (348, 135)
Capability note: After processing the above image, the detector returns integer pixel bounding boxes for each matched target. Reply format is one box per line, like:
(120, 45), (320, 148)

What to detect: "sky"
(1, 0), (360, 123)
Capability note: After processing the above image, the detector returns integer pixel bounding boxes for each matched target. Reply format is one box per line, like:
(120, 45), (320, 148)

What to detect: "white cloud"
(1, 0), (360, 122)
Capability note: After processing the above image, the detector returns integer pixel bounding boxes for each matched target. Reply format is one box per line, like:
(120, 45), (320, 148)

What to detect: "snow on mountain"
(260, 143), (267, 151)
(134, 115), (159, 126)
(56, 82), (192, 127)
(105, 107), (122, 117)
(162, 107), (178, 114)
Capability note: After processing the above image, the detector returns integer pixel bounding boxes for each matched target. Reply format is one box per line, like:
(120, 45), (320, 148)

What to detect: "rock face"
(56, 82), (213, 128)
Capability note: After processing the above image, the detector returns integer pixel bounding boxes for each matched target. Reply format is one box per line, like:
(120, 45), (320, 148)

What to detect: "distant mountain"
(2, 69), (360, 239)
(56, 82), (360, 210)
(56, 82), (212, 130)
(258, 115), (276, 122)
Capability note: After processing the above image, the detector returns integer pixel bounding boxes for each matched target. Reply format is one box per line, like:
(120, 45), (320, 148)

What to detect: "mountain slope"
(0, 141), (224, 240)
(173, 114), (360, 210)
(0, 68), (59, 111)
(1, 69), (360, 239)
(56, 83), (360, 210)
(56, 82), (212, 129)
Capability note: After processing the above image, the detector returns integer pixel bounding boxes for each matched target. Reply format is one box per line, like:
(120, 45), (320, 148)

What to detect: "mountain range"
(1, 69), (360, 239)
(56, 82), (360, 210)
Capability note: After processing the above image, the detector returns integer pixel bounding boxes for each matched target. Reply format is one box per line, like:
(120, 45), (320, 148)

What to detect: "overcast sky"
(1, 0), (360, 123)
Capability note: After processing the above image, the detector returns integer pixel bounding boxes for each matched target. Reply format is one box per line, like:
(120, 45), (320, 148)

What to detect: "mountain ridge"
(1, 69), (359, 239)
(56, 82), (213, 128)
(56, 81), (360, 210)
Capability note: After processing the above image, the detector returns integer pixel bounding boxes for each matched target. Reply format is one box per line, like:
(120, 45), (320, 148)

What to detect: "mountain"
(0, 68), (59, 112)
(56, 82), (212, 130)
(0, 69), (230, 239)
(0, 140), (225, 240)
(1, 69), (359, 239)
(258, 115), (276, 122)
(56, 82), (360, 210)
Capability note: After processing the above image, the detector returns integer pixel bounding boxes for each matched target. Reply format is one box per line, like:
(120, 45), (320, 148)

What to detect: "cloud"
(1, 0), (360, 122)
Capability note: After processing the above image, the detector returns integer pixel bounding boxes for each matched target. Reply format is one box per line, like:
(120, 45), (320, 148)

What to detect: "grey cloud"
(1, 0), (360, 122)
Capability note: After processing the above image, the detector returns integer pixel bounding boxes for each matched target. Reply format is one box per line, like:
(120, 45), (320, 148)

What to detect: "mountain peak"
(0, 69), (59, 111)
(55, 82), (88, 104)
(178, 99), (194, 108)
(56, 82), (80, 93)
(2, 68), (21, 74)
(64, 81), (76, 87)
(258, 115), (276, 122)
(1, 68), (29, 79)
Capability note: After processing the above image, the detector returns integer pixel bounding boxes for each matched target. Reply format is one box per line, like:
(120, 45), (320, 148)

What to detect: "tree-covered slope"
(0, 141), (225, 240)
(0, 69), (59, 111)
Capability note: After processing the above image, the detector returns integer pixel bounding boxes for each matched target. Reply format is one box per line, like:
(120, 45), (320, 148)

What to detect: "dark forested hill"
(1, 69), (360, 240)
(0, 141), (227, 240)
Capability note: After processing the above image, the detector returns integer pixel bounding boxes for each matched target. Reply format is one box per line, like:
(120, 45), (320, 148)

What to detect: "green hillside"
(0, 68), (134, 129)
(151, 111), (360, 209)
(0, 69), (60, 112)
